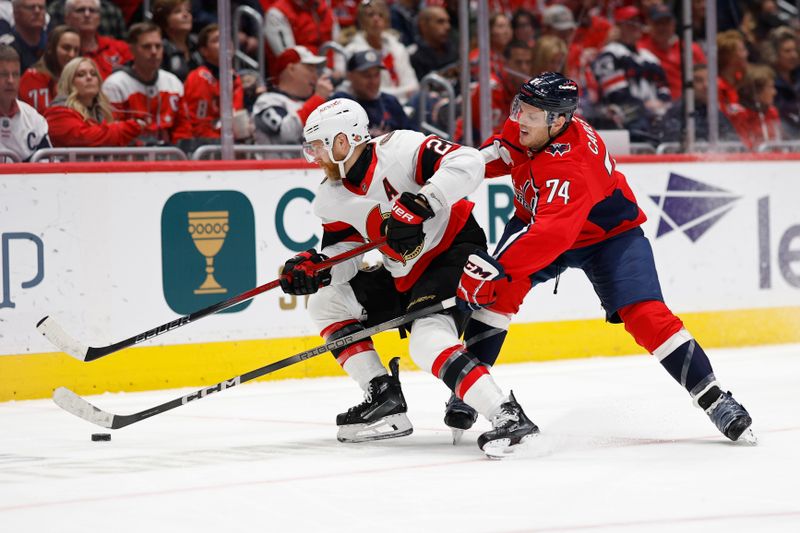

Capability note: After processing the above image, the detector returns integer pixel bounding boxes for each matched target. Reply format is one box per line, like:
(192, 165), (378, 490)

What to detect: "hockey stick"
(53, 297), (457, 430)
(37, 239), (385, 362)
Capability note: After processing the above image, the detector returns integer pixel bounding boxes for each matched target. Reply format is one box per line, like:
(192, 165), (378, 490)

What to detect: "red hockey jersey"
(183, 65), (244, 139)
(102, 68), (191, 143)
(480, 117), (647, 280)
(19, 68), (56, 112)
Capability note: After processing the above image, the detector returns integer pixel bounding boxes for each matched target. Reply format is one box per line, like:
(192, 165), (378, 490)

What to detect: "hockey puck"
(91, 433), (111, 442)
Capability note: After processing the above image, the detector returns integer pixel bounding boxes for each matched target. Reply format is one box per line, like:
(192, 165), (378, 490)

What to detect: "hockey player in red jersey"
(278, 98), (538, 457)
(455, 72), (756, 445)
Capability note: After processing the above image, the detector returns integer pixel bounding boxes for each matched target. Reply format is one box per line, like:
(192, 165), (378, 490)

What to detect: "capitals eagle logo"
(545, 143), (571, 157)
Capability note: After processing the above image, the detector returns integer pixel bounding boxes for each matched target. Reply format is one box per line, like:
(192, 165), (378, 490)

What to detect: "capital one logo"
(649, 173), (740, 242)
(161, 191), (256, 314)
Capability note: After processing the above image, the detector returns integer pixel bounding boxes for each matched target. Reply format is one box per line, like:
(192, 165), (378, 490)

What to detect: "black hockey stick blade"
(53, 297), (457, 430)
(37, 239), (385, 362)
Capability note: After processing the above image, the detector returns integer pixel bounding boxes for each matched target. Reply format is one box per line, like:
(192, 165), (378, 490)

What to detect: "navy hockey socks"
(658, 338), (716, 396)
(463, 318), (507, 367)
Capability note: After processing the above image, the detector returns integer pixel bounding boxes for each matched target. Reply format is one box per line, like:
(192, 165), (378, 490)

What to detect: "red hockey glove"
(280, 249), (332, 295)
(386, 192), (435, 255)
(456, 249), (507, 312)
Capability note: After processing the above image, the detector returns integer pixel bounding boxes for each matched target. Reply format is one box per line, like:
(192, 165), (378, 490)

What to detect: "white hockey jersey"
(0, 99), (51, 161)
(314, 129), (485, 292)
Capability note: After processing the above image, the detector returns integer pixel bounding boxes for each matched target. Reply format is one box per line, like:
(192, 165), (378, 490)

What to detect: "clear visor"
(510, 97), (550, 126)
(302, 141), (326, 163)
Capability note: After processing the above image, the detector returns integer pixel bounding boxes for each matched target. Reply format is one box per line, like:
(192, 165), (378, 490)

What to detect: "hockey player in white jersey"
(279, 98), (538, 457)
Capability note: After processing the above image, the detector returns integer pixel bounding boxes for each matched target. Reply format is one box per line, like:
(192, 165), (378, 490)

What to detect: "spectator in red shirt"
(455, 40), (533, 142)
(103, 21), (191, 145)
(637, 4), (706, 100)
(264, 0), (335, 78)
(19, 25), (80, 111)
(44, 56), (144, 146)
(730, 64), (781, 149)
(64, 0), (131, 79)
(717, 30), (749, 118)
(183, 24), (245, 140)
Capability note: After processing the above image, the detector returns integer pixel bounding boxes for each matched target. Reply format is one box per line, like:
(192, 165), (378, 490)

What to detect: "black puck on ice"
(91, 433), (111, 441)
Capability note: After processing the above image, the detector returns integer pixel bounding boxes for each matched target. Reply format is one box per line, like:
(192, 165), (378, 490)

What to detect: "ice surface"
(1, 344), (798, 532)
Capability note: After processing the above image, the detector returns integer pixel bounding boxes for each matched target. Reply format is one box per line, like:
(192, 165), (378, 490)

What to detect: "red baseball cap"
(614, 6), (642, 23)
(275, 46), (326, 77)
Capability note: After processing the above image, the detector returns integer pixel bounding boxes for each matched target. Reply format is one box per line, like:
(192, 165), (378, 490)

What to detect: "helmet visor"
(302, 141), (326, 163)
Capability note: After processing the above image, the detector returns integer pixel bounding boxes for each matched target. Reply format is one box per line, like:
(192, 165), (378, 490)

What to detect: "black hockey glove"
(280, 249), (332, 295)
(386, 192), (435, 255)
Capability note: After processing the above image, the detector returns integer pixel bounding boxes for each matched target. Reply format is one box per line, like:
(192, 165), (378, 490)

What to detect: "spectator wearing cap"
(344, 0), (418, 105)
(63, 0), (131, 79)
(182, 23), (245, 141)
(19, 25), (80, 112)
(332, 49), (413, 137)
(48, 0), (126, 40)
(263, 0), (335, 78)
(1, 0), (47, 72)
(0, 44), (51, 161)
(541, 4), (576, 44)
(252, 44), (332, 149)
(637, 4), (706, 100)
(410, 6), (458, 80)
(591, 5), (671, 141)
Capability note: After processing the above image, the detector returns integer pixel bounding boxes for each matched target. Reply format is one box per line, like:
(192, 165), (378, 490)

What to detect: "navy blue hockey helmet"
(511, 72), (579, 125)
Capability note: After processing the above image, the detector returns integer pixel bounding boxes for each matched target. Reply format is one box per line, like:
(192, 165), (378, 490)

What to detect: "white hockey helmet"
(302, 98), (371, 176)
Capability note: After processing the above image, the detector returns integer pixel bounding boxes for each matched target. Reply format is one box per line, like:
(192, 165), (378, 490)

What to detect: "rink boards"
(1, 155), (799, 400)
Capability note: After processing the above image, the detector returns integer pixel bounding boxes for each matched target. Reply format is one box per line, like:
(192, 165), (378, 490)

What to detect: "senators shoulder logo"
(545, 143), (571, 157)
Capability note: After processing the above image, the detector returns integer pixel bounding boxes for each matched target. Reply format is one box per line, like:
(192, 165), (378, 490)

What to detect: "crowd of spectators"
(1, 0), (800, 162)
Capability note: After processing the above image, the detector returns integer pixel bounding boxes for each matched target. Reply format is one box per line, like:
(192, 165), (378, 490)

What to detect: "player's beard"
(318, 159), (342, 181)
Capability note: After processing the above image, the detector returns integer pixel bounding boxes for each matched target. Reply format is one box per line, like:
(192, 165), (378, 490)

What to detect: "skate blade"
(482, 433), (537, 460)
(451, 428), (465, 445)
(735, 427), (758, 446)
(337, 413), (413, 443)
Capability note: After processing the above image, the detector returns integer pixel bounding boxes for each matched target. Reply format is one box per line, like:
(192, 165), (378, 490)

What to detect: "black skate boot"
(697, 386), (757, 445)
(336, 357), (413, 443)
(478, 391), (539, 459)
(444, 393), (478, 445)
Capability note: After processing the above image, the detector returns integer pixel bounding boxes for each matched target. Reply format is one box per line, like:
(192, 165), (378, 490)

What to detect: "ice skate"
(698, 386), (757, 445)
(478, 391), (539, 459)
(444, 393), (478, 445)
(336, 357), (413, 443)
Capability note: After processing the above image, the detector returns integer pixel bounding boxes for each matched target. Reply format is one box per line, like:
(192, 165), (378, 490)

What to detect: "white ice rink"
(1, 344), (798, 533)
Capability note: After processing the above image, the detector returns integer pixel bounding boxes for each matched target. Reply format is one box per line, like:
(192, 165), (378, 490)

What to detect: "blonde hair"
(57, 57), (114, 122)
(531, 35), (567, 76)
